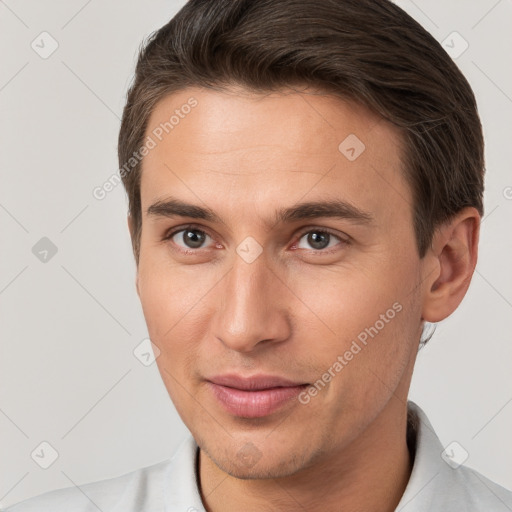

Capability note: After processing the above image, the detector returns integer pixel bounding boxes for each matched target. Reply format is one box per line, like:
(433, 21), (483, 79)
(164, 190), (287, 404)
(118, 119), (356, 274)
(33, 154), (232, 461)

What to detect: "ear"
(127, 213), (140, 297)
(421, 207), (480, 323)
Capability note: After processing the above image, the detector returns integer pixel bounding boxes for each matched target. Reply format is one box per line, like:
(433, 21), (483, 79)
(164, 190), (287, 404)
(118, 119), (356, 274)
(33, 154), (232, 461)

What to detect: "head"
(119, 0), (483, 479)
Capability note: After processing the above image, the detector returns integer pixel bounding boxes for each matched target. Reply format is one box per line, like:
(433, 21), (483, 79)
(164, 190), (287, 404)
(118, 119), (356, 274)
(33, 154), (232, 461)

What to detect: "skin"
(128, 86), (480, 512)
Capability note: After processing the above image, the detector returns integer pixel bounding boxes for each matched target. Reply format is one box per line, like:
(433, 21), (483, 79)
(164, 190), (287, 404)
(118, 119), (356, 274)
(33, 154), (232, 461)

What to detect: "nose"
(212, 249), (291, 353)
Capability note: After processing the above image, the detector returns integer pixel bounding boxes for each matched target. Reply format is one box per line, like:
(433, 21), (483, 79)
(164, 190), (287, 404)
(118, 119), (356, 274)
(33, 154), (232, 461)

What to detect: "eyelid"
(163, 223), (213, 240)
(294, 225), (350, 243)
(162, 223), (217, 250)
(162, 223), (350, 252)
(290, 226), (350, 253)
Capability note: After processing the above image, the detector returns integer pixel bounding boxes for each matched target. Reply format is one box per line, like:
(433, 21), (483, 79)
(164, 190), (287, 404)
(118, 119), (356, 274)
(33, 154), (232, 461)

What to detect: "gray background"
(1, 0), (511, 508)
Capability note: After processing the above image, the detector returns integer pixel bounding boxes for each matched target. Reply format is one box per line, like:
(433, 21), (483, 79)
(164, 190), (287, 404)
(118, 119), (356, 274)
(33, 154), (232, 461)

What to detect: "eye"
(163, 225), (348, 255)
(166, 227), (214, 250)
(294, 229), (347, 252)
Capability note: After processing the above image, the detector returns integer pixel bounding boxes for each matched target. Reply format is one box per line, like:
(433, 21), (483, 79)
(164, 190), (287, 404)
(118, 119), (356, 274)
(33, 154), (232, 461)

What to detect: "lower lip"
(207, 382), (308, 418)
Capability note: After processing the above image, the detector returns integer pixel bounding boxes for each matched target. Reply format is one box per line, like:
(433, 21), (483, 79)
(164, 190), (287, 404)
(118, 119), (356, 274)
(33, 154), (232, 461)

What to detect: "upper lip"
(207, 374), (307, 390)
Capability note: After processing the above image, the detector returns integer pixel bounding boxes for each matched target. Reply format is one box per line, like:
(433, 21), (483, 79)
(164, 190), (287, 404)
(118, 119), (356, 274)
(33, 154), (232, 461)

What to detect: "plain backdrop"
(1, 0), (511, 508)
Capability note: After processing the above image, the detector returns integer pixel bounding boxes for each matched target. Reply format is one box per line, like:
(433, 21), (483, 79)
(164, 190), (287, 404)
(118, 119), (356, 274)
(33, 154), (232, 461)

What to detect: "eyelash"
(162, 224), (350, 254)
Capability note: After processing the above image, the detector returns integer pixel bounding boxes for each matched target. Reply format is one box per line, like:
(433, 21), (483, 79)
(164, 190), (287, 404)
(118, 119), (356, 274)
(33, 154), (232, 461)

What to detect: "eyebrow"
(146, 197), (374, 227)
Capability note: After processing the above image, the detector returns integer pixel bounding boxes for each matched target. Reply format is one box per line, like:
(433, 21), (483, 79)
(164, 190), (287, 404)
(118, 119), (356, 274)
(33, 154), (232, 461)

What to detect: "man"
(5, 0), (512, 510)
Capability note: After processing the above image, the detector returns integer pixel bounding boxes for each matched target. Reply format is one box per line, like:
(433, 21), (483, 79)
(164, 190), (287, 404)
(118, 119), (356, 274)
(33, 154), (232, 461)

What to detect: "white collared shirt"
(4, 402), (512, 511)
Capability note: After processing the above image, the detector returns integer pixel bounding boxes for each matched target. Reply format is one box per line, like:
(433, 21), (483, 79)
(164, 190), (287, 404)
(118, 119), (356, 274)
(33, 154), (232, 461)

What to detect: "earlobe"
(421, 207), (480, 323)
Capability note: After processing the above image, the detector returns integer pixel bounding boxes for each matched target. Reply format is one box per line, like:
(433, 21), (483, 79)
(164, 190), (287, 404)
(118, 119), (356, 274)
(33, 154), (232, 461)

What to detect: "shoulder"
(443, 464), (512, 511)
(398, 402), (512, 512)
(2, 458), (172, 512)
(3, 435), (204, 512)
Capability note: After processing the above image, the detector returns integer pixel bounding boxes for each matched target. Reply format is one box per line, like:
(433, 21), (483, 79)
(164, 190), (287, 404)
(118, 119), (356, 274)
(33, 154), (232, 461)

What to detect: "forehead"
(145, 85), (401, 155)
(140, 86), (410, 226)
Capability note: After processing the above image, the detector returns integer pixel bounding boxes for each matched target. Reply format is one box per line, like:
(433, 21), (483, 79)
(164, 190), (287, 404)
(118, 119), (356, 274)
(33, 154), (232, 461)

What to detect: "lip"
(206, 374), (309, 418)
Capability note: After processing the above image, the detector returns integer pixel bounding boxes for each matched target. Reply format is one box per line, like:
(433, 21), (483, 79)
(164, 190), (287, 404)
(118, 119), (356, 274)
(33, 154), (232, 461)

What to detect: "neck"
(198, 399), (413, 512)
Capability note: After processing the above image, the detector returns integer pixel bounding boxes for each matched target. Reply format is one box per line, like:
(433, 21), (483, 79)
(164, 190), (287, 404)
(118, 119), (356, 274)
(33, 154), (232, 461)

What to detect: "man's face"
(135, 86), (426, 478)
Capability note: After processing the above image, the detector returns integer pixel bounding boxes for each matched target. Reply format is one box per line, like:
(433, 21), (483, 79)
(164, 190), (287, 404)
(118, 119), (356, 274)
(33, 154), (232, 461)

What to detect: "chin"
(200, 438), (315, 480)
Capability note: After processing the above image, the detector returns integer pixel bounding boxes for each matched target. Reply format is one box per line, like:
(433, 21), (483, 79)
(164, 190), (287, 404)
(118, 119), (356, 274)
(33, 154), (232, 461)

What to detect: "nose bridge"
(213, 249), (289, 352)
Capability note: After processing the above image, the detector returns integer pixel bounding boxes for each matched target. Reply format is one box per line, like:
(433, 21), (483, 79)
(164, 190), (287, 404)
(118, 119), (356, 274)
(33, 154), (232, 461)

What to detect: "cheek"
(137, 261), (192, 376)
(137, 259), (208, 416)
(289, 260), (409, 344)
(292, 257), (420, 397)
(137, 247), (211, 339)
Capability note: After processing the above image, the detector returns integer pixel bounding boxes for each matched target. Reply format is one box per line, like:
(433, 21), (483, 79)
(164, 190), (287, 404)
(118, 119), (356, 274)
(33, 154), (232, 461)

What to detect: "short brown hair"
(118, 0), (484, 264)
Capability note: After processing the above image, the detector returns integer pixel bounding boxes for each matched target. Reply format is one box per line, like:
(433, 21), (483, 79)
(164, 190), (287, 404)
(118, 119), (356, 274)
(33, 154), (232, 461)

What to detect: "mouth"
(206, 374), (310, 418)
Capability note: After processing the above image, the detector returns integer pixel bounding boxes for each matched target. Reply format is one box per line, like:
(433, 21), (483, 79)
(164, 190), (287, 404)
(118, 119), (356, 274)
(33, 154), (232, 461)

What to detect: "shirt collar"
(162, 401), (455, 512)
(163, 432), (206, 511)
(395, 401), (449, 510)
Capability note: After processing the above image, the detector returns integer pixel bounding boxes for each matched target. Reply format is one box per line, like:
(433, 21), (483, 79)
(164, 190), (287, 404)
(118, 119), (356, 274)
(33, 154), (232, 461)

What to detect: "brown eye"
(171, 228), (211, 249)
(296, 230), (346, 251)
